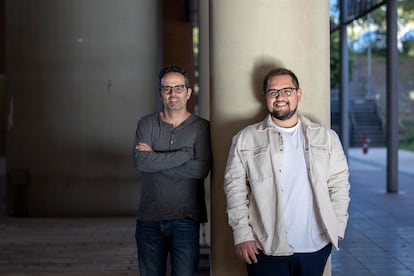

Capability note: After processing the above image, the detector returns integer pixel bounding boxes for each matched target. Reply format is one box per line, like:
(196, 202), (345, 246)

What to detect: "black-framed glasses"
(265, 87), (297, 98)
(160, 84), (186, 94)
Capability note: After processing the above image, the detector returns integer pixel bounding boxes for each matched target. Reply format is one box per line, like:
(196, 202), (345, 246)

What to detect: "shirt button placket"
(170, 133), (175, 147)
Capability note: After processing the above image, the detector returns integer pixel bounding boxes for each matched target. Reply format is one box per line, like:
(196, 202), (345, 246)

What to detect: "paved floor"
(0, 148), (413, 275)
(0, 216), (210, 276)
(331, 148), (414, 276)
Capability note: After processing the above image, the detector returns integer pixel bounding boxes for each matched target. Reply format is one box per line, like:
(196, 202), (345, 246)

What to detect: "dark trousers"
(247, 243), (332, 276)
(135, 219), (200, 276)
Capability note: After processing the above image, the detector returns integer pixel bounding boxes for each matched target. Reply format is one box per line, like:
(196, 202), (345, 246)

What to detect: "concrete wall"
(5, 0), (161, 215)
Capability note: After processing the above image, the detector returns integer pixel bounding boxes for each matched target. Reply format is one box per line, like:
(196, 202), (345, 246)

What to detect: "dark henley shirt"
(132, 113), (211, 222)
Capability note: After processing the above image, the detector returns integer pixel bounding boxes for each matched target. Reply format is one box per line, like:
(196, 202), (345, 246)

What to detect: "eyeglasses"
(160, 84), (186, 94)
(265, 87), (297, 98)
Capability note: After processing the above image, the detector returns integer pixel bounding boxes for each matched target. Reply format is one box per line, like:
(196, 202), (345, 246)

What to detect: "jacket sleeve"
(327, 130), (351, 239)
(223, 134), (255, 245)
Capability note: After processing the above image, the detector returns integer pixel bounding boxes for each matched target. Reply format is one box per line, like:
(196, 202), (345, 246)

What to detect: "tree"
(399, 0), (414, 26)
(330, 30), (354, 89)
(330, 31), (340, 88)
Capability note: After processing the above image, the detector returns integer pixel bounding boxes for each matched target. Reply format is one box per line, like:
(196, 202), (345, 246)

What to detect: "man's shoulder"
(242, 121), (263, 132)
(190, 114), (209, 123)
(233, 120), (266, 141)
(136, 113), (160, 129)
(300, 114), (332, 132)
(188, 114), (210, 128)
(300, 115), (340, 143)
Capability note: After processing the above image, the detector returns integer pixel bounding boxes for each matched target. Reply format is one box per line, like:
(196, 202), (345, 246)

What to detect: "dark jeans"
(247, 243), (332, 276)
(135, 219), (200, 276)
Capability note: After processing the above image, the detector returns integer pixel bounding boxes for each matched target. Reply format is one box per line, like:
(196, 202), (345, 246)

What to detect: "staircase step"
(332, 98), (386, 147)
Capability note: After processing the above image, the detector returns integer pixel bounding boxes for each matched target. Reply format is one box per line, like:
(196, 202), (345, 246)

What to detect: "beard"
(270, 104), (297, 121)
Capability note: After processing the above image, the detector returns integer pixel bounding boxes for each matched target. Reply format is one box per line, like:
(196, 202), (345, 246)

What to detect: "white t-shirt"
(272, 119), (329, 252)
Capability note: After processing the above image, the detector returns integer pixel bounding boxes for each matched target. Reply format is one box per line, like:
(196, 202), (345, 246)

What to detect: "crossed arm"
(133, 119), (211, 180)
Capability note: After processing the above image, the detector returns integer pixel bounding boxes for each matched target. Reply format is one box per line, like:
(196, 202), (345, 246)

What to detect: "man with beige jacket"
(224, 67), (350, 276)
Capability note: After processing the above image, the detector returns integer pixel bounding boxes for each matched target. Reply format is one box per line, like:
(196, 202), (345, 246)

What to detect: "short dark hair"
(159, 64), (190, 88)
(262, 68), (300, 93)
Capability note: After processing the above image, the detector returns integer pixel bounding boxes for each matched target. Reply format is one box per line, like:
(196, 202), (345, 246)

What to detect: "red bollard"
(362, 134), (369, 154)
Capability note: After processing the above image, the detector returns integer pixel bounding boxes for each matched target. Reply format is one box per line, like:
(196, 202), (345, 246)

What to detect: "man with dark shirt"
(132, 64), (211, 276)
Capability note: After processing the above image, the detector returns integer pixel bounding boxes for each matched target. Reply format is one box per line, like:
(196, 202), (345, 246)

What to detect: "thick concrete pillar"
(5, 0), (160, 215)
(209, 1), (331, 275)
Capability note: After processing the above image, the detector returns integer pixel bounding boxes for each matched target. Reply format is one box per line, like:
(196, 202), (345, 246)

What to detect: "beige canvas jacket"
(224, 114), (350, 256)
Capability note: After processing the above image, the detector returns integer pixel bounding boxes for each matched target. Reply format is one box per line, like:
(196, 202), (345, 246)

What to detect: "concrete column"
(5, 0), (161, 215)
(209, 1), (330, 275)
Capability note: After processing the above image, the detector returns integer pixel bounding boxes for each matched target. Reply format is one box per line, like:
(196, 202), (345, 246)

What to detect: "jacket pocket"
(240, 145), (272, 181)
(309, 145), (329, 183)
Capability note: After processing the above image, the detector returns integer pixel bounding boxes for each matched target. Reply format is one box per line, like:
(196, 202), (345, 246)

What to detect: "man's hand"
(135, 142), (153, 152)
(235, 240), (259, 264)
